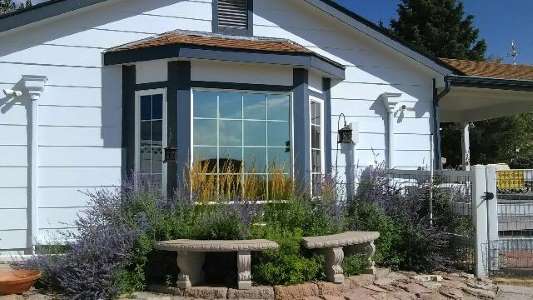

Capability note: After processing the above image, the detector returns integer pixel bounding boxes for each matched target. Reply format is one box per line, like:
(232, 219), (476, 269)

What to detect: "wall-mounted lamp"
(2, 89), (23, 97)
(337, 113), (354, 144)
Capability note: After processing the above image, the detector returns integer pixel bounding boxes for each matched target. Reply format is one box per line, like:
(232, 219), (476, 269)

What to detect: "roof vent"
(216, 0), (251, 35)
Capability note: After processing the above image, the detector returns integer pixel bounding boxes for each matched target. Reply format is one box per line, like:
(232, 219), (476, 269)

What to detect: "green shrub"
(347, 201), (402, 269)
(251, 225), (323, 285)
(342, 254), (369, 276)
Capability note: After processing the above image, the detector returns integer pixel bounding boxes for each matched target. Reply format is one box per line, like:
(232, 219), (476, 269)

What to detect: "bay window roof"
(104, 30), (345, 80)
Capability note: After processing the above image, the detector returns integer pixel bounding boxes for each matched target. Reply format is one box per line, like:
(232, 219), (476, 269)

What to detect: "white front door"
(135, 89), (167, 192)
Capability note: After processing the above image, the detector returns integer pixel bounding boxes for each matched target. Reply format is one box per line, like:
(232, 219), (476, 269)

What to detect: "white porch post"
(461, 122), (471, 170)
(472, 165), (488, 277)
(22, 75), (47, 253)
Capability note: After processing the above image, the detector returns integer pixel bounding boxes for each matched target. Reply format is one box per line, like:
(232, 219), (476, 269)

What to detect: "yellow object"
(497, 170), (525, 191)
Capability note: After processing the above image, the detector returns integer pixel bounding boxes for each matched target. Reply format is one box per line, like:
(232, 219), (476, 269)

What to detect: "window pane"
(140, 145), (151, 173)
(141, 122), (151, 142)
(312, 174), (322, 195)
(194, 91), (218, 118)
(219, 120), (242, 146)
(194, 147), (218, 173)
(219, 92), (242, 119)
(243, 121), (266, 146)
(243, 174), (266, 200)
(152, 120), (162, 144)
(152, 94), (163, 120)
(243, 94), (266, 120)
(312, 149), (322, 172)
(311, 102), (321, 126)
(141, 95), (152, 121)
(268, 95), (290, 121)
(267, 122), (289, 147)
(152, 147), (163, 173)
(220, 147), (243, 173)
(268, 147), (291, 173)
(311, 125), (321, 149)
(243, 147), (266, 173)
(194, 119), (217, 146)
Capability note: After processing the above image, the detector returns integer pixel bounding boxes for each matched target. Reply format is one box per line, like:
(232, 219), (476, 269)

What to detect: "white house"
(5, 0), (529, 254)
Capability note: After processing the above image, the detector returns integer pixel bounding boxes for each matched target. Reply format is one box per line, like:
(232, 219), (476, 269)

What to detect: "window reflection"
(193, 90), (292, 200)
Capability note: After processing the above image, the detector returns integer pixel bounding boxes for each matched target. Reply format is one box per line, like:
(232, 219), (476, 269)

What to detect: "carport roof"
(441, 58), (533, 82)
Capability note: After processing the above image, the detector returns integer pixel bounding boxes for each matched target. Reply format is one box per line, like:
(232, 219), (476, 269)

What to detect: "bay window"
(192, 90), (291, 200)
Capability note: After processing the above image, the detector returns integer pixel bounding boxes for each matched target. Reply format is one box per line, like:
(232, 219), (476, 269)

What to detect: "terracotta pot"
(0, 269), (41, 295)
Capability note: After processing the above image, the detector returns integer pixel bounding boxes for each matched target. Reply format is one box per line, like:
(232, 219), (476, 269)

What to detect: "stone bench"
(155, 239), (278, 290)
(302, 231), (380, 284)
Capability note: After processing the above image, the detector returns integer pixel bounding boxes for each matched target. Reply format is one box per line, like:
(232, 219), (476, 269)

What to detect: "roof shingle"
(107, 30), (312, 54)
(441, 58), (533, 82)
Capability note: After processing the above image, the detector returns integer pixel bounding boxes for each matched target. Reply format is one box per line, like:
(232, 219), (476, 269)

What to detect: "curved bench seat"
(155, 239), (278, 290)
(155, 239), (278, 252)
(302, 231), (380, 249)
(303, 231), (380, 284)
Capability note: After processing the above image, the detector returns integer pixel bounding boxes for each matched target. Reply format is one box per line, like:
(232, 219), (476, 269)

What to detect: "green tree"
(1, 0), (31, 15)
(390, 0), (533, 168)
(390, 0), (486, 61)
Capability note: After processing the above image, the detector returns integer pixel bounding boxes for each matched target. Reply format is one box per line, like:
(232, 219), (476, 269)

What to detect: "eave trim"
(104, 44), (346, 80)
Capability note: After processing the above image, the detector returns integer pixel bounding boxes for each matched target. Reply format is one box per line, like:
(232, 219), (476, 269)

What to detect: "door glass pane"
(219, 92), (242, 119)
(141, 95), (152, 121)
(152, 94), (163, 119)
(152, 120), (162, 143)
(312, 149), (321, 172)
(152, 147), (163, 173)
(140, 145), (151, 173)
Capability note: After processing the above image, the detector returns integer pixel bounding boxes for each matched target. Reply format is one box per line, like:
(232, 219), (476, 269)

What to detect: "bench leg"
(367, 241), (376, 275)
(325, 247), (344, 284)
(176, 251), (205, 289)
(237, 251), (252, 290)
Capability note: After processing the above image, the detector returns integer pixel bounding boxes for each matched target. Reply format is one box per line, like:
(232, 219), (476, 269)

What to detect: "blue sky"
(338, 0), (533, 65)
(17, 0), (533, 65)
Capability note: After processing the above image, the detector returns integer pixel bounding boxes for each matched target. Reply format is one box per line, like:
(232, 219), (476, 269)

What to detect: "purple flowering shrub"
(21, 188), (139, 299)
(348, 166), (473, 273)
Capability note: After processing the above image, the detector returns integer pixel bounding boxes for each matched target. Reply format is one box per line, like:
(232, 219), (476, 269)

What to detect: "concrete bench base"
(155, 239), (278, 290)
(303, 231), (380, 284)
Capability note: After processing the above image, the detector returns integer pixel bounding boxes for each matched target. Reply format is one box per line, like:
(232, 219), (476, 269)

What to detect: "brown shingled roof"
(440, 58), (533, 81)
(108, 30), (312, 54)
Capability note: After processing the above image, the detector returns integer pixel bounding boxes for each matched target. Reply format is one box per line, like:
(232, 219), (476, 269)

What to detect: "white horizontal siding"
(0, 146), (27, 167)
(0, 230), (27, 250)
(40, 127), (120, 147)
(0, 104), (27, 126)
(39, 207), (82, 229)
(39, 147), (122, 167)
(331, 117), (431, 135)
(0, 209), (27, 231)
(39, 187), (113, 208)
(0, 188), (27, 209)
(0, 125), (27, 146)
(0, 168), (26, 188)
(39, 167), (121, 188)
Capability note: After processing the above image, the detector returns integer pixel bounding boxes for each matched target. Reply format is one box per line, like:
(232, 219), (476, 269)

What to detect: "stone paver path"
(0, 267), (510, 299)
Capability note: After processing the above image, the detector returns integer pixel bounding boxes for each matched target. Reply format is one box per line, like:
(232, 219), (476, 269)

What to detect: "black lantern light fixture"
(337, 113), (353, 144)
(164, 146), (177, 163)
